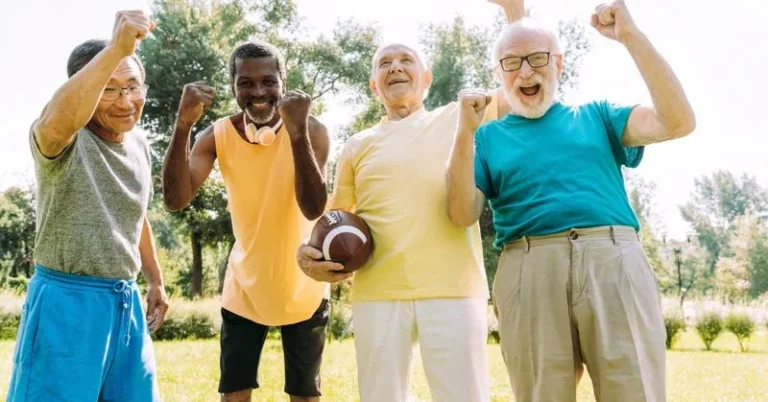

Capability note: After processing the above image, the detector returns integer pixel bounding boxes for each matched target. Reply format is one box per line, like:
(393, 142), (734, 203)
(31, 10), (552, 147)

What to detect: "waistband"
(34, 265), (137, 292)
(503, 226), (639, 252)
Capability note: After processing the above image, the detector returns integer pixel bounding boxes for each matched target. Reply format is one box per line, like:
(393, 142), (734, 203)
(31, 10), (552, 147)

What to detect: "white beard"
(504, 79), (558, 119)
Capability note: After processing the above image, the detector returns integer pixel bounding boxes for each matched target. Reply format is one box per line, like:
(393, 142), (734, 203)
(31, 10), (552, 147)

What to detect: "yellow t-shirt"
(214, 117), (327, 326)
(330, 98), (498, 302)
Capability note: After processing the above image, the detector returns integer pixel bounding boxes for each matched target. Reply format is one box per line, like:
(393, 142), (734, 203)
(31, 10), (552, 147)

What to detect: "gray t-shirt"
(30, 124), (152, 279)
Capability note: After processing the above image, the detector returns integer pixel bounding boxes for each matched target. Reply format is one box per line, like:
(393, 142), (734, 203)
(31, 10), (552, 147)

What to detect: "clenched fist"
(590, 0), (640, 44)
(458, 89), (493, 135)
(277, 90), (312, 140)
(110, 10), (155, 58)
(176, 81), (215, 127)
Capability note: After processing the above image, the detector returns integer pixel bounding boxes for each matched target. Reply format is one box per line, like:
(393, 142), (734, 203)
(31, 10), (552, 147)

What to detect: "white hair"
(370, 43), (429, 77)
(492, 18), (562, 66)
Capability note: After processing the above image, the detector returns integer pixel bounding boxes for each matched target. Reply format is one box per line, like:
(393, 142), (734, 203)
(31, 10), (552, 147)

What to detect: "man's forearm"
(139, 216), (164, 287)
(446, 129), (479, 227)
(291, 130), (327, 220)
(38, 46), (125, 140)
(624, 32), (695, 135)
(162, 120), (194, 211)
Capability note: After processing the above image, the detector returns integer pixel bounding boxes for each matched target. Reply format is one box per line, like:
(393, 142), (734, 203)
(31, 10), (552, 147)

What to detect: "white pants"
(352, 298), (489, 402)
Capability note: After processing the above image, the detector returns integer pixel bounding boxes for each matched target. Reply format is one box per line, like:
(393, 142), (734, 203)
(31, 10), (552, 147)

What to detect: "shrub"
(664, 314), (686, 350)
(0, 310), (21, 340)
(695, 311), (724, 351)
(724, 312), (756, 352)
(328, 303), (352, 341)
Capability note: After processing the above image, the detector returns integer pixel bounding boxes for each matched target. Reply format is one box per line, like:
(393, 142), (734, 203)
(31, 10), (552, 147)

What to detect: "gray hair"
(66, 39), (146, 79)
(492, 18), (562, 65)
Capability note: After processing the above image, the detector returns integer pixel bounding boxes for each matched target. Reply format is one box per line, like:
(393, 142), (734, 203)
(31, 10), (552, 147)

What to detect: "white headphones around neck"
(243, 114), (282, 146)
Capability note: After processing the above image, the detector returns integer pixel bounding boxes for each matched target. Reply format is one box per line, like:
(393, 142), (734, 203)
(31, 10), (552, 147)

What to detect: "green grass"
(2, 331), (768, 401)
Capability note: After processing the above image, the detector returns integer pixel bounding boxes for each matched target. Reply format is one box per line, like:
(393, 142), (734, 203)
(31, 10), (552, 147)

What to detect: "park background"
(1, 0), (767, 400)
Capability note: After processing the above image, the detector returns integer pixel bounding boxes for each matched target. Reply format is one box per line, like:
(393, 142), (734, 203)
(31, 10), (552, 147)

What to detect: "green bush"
(328, 303), (352, 341)
(664, 314), (686, 350)
(695, 312), (724, 351)
(0, 310), (21, 340)
(152, 312), (218, 341)
(724, 312), (756, 352)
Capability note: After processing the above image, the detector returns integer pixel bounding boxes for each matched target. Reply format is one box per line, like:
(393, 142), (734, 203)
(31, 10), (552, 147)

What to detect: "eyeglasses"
(499, 52), (552, 72)
(101, 84), (148, 102)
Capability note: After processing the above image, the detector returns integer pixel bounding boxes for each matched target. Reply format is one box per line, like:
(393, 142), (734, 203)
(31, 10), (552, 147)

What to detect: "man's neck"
(384, 101), (425, 121)
(86, 121), (126, 143)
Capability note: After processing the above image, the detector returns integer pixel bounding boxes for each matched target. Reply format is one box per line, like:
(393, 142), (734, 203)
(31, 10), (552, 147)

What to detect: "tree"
(715, 212), (768, 301)
(139, 0), (379, 297)
(0, 186), (36, 280)
(680, 171), (768, 273)
(624, 171), (671, 287)
(665, 238), (709, 310)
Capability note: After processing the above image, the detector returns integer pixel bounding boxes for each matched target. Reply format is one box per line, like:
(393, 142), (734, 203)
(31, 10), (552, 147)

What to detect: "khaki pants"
(492, 226), (665, 402)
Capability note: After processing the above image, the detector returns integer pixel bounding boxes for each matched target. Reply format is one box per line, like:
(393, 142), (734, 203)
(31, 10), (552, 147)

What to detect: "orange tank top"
(214, 116), (326, 326)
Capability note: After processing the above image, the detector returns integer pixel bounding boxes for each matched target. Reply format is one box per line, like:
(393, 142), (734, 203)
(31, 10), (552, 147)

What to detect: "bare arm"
(35, 11), (154, 157)
(447, 129), (487, 227)
(620, 33), (696, 146)
(139, 215), (169, 332)
(162, 124), (217, 211)
(591, 1), (695, 147)
(489, 0), (527, 23)
(447, 90), (492, 227)
(161, 81), (217, 211)
(290, 116), (330, 220)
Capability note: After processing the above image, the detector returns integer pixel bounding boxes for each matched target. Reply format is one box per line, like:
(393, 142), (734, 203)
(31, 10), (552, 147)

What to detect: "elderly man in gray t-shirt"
(6, 10), (169, 402)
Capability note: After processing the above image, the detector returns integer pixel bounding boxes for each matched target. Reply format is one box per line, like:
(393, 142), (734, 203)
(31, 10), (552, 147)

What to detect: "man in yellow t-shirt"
(296, 2), (522, 400)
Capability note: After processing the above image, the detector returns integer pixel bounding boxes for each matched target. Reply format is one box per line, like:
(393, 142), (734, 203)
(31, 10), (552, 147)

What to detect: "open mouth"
(519, 84), (541, 97)
(249, 101), (273, 110)
(388, 78), (410, 86)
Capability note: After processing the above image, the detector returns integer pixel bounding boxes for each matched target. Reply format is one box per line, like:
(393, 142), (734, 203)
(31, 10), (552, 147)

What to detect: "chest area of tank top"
(218, 134), (296, 192)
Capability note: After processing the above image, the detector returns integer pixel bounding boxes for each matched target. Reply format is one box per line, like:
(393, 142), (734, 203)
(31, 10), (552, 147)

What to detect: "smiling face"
(494, 21), (563, 119)
(233, 56), (284, 125)
(90, 57), (146, 135)
(369, 44), (433, 113)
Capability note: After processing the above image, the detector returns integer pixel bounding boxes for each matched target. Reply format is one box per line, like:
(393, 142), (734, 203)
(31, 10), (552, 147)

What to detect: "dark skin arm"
(161, 81), (217, 211)
(289, 115), (330, 220)
(278, 89), (330, 220)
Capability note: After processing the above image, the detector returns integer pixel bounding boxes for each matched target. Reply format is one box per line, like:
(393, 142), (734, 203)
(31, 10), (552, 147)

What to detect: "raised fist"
(458, 89), (493, 134)
(590, 0), (640, 44)
(176, 81), (215, 127)
(277, 90), (312, 139)
(110, 10), (156, 58)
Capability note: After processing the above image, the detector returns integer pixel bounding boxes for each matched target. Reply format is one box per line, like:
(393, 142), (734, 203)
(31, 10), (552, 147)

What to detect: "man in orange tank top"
(161, 41), (348, 402)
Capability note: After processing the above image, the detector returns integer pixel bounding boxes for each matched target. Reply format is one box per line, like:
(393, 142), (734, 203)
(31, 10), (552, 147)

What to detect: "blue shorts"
(6, 266), (160, 402)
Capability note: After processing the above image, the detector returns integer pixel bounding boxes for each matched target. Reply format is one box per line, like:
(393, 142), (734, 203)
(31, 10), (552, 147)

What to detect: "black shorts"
(218, 299), (329, 396)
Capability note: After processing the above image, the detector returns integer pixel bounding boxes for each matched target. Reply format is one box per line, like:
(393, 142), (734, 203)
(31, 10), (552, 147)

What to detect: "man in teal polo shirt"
(446, 1), (695, 401)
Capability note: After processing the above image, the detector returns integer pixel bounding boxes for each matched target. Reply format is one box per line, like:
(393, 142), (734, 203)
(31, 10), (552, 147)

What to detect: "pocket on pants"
(492, 248), (524, 320)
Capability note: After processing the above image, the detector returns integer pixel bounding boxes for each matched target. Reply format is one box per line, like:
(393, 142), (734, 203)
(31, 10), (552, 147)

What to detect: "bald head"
(371, 43), (428, 77)
(493, 18), (561, 64)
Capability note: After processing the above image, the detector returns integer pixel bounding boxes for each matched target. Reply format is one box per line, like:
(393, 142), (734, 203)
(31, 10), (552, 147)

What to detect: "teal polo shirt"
(474, 100), (643, 249)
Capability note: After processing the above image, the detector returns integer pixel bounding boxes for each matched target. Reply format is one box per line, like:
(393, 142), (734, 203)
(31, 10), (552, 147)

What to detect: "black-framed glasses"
(101, 84), (148, 102)
(499, 52), (551, 72)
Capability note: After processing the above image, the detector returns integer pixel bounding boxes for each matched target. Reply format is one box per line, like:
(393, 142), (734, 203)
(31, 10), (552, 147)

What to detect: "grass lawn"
(1, 331), (767, 401)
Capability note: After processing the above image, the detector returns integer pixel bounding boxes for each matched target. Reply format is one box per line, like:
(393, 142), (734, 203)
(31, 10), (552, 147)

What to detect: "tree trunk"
(218, 241), (235, 294)
(191, 230), (203, 298)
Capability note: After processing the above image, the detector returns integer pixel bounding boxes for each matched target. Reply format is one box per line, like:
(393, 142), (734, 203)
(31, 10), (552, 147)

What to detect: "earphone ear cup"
(256, 126), (276, 146)
(244, 123), (258, 143)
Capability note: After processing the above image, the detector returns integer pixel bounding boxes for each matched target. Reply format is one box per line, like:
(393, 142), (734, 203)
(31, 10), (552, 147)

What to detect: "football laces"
(324, 211), (341, 226)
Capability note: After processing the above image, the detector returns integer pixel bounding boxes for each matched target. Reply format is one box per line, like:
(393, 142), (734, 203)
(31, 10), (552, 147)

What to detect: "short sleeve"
(597, 100), (643, 168)
(29, 120), (78, 181)
(473, 126), (496, 200)
(328, 139), (358, 212)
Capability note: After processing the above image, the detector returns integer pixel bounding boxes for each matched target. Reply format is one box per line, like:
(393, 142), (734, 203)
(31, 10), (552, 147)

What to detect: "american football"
(308, 210), (373, 273)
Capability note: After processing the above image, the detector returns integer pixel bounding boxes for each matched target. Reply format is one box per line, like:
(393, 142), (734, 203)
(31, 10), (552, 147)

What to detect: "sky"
(1, 0), (767, 240)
